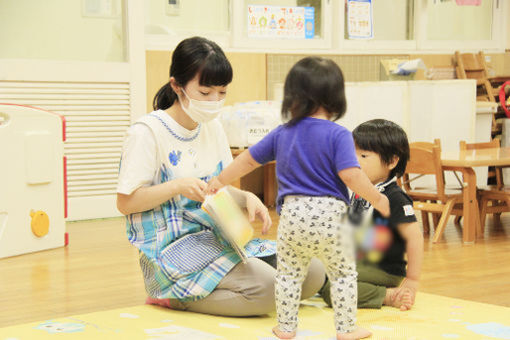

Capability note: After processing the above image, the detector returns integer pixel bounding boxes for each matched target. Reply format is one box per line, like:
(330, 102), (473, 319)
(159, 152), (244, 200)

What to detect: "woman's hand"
(206, 177), (225, 195)
(176, 177), (208, 202)
(245, 192), (272, 234)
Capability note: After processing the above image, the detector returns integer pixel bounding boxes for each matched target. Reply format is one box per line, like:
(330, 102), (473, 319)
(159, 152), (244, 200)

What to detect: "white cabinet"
(336, 79), (489, 185)
(338, 80), (479, 149)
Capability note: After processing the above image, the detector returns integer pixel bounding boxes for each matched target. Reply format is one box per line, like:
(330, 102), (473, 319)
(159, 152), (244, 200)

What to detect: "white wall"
(0, 0), (124, 62)
(338, 79), (483, 186)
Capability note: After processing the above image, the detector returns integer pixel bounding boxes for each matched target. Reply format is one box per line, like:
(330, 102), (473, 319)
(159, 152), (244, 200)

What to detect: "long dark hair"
(282, 56), (347, 126)
(352, 119), (410, 179)
(152, 37), (233, 111)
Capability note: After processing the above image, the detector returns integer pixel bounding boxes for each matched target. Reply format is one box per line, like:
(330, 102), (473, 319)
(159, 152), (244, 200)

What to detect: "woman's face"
(181, 74), (228, 104)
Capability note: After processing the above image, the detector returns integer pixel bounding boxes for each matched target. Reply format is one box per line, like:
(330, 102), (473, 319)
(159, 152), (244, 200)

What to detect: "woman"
(116, 36), (325, 316)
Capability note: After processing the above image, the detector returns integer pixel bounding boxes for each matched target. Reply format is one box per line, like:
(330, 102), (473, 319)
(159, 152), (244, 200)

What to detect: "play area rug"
(1, 293), (509, 340)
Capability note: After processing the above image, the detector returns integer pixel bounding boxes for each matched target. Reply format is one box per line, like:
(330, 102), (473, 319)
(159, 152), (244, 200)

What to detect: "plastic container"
(220, 101), (282, 148)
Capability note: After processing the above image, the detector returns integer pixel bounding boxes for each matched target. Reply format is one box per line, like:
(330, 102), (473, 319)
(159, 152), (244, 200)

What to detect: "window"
(344, 0), (414, 40)
(145, 0), (229, 34)
(142, 0), (507, 53)
(417, 0), (504, 50)
(426, 0), (492, 41)
(0, 0), (126, 62)
(232, 0), (332, 49)
(144, 0), (230, 49)
(340, 0), (416, 51)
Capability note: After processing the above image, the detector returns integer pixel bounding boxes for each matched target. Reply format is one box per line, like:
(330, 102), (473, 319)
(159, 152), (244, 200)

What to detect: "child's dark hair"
(153, 36), (233, 111)
(282, 57), (346, 126)
(352, 119), (410, 179)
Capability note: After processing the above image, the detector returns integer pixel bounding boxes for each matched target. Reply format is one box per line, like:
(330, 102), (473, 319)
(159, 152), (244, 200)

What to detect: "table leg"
(461, 168), (477, 243)
(475, 194), (484, 238)
(263, 162), (277, 207)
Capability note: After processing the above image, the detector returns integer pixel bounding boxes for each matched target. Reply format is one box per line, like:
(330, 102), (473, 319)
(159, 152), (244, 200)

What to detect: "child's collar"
(375, 177), (397, 192)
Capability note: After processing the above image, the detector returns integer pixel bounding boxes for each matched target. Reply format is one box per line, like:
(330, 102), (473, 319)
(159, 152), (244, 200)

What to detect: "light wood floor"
(1, 210), (510, 328)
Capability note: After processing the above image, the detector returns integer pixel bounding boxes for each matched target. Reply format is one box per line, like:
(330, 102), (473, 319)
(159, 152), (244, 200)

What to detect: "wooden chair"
(403, 139), (454, 230)
(479, 188), (510, 234)
(411, 139), (445, 229)
(402, 142), (463, 243)
(411, 138), (441, 150)
(454, 51), (496, 101)
(460, 140), (510, 234)
(454, 51), (509, 138)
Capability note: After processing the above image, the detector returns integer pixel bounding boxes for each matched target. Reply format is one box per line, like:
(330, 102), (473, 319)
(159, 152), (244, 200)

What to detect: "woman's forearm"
(117, 180), (181, 215)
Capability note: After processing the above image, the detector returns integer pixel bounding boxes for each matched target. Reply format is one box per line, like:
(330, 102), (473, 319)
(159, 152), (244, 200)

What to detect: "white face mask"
(179, 89), (225, 123)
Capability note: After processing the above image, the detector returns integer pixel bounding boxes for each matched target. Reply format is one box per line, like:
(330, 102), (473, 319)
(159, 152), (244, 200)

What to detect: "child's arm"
(117, 177), (207, 215)
(207, 150), (262, 193)
(392, 221), (424, 307)
(338, 167), (390, 217)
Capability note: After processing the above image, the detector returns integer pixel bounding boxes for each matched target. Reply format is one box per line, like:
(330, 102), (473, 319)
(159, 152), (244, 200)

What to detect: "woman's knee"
(235, 259), (276, 315)
(230, 258), (276, 314)
(301, 258), (326, 300)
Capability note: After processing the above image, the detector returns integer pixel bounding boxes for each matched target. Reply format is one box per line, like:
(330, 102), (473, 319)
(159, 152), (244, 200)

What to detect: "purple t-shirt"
(249, 117), (360, 213)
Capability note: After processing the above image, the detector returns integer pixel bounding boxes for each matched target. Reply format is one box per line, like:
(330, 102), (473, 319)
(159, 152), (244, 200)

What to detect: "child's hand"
(206, 177), (225, 195)
(392, 278), (418, 311)
(374, 194), (390, 217)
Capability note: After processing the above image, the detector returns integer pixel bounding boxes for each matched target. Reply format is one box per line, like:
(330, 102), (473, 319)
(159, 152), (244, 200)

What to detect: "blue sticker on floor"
(34, 321), (85, 334)
(466, 323), (510, 339)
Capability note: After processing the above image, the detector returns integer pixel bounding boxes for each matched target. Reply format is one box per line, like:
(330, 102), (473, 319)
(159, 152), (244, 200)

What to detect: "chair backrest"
(403, 143), (446, 201)
(411, 138), (441, 151)
(454, 51), (489, 80)
(459, 138), (500, 151)
(454, 51), (495, 102)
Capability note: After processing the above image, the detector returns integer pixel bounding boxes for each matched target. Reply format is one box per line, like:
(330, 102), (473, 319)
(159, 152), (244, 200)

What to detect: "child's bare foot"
(337, 327), (372, 340)
(383, 288), (413, 311)
(272, 326), (296, 339)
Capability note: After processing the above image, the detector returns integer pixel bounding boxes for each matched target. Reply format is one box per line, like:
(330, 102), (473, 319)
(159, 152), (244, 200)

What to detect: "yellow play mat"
(1, 293), (509, 339)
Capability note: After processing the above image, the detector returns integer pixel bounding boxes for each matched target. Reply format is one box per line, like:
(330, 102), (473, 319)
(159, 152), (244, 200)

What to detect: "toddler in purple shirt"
(208, 57), (389, 340)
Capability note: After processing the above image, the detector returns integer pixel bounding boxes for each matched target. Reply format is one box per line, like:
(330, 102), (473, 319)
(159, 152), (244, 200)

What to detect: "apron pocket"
(159, 230), (224, 276)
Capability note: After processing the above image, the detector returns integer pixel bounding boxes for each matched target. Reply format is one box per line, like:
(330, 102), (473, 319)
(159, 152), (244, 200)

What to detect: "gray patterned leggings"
(276, 195), (357, 333)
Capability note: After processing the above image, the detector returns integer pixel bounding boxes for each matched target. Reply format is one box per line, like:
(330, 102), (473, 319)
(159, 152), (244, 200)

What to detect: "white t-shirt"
(117, 110), (233, 195)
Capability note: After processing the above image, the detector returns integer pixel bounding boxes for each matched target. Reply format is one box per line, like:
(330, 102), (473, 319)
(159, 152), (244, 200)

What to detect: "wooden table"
(441, 147), (510, 243)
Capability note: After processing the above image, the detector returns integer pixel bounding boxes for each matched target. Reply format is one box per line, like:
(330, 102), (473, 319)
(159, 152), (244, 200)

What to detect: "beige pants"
(169, 257), (326, 316)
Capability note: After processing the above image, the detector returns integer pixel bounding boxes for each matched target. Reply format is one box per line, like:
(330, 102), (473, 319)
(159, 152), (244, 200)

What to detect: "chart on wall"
(347, 0), (373, 39)
(247, 5), (314, 39)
